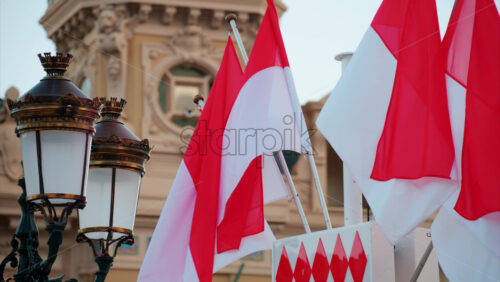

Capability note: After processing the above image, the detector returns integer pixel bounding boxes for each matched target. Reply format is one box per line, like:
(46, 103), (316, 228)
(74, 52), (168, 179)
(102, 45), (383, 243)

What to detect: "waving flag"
(139, 0), (307, 279)
(431, 0), (500, 280)
(316, 0), (458, 244)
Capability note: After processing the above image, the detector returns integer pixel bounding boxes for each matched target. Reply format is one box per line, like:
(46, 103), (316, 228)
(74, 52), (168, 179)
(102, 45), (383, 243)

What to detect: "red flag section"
(188, 0), (299, 278)
(184, 38), (243, 282)
(216, 156), (264, 253)
(370, 0), (455, 181)
(430, 2), (500, 281)
(447, 0), (500, 220)
(217, 0), (294, 254)
(244, 0), (290, 79)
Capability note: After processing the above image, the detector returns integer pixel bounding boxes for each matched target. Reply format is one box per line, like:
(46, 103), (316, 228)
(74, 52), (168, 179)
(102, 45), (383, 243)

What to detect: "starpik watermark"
(178, 113), (317, 159)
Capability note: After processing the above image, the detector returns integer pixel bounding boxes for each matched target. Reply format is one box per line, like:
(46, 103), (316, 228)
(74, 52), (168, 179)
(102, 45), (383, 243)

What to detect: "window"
(157, 66), (213, 127)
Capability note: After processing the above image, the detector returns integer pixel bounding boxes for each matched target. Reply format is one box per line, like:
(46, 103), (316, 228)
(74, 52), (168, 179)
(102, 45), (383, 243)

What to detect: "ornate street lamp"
(2, 52), (101, 281)
(8, 52), (101, 212)
(1, 53), (150, 282)
(77, 98), (150, 281)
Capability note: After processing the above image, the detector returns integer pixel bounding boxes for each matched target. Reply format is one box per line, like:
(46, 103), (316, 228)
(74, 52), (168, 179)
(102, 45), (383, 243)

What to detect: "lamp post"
(3, 52), (101, 282)
(0, 52), (149, 282)
(77, 98), (150, 282)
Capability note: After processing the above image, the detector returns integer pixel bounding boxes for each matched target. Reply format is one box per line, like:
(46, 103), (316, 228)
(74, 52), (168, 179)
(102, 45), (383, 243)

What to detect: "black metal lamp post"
(77, 98), (150, 282)
(0, 53), (149, 282)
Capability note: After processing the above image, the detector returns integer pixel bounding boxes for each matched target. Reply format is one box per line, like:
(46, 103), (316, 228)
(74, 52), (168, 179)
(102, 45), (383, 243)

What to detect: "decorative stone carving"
(66, 41), (97, 97)
(238, 13), (250, 33)
(138, 4), (152, 23)
(244, 14), (261, 54)
(162, 6), (177, 25)
(164, 25), (222, 59)
(97, 4), (132, 100)
(211, 10), (224, 29)
(187, 8), (202, 26)
(140, 35), (221, 152)
(0, 87), (23, 182)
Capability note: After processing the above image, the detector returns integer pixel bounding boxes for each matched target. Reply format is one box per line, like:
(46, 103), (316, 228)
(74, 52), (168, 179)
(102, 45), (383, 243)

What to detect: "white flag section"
(139, 0), (308, 280)
(431, 0), (500, 281)
(316, 0), (458, 245)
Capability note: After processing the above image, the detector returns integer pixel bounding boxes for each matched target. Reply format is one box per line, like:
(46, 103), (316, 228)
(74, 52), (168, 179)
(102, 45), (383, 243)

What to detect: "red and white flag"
(431, 0), (500, 281)
(316, 0), (458, 244)
(139, 1), (307, 280)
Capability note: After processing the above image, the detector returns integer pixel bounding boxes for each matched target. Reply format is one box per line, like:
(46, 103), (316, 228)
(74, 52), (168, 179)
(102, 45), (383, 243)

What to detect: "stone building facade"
(0, 0), (362, 281)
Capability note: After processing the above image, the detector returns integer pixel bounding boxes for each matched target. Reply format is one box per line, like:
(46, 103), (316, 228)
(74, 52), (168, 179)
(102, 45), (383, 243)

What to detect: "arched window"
(157, 65), (213, 127)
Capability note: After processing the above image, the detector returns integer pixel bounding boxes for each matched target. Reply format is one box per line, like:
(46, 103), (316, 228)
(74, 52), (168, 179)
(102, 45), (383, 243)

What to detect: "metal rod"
(307, 153), (332, 229)
(232, 263), (245, 282)
(226, 14), (249, 63)
(277, 152), (311, 233)
(282, 65), (331, 229)
(224, 13), (311, 233)
(410, 241), (433, 282)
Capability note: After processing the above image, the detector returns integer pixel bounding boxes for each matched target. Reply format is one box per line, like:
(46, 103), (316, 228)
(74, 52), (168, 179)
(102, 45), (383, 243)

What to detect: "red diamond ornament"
(312, 238), (330, 282)
(349, 231), (368, 282)
(330, 234), (349, 282)
(276, 246), (293, 282)
(293, 243), (312, 282)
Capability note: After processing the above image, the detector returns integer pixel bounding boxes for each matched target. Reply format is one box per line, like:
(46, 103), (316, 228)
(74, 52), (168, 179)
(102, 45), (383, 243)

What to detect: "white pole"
(410, 241), (433, 282)
(334, 52), (363, 226)
(224, 14), (311, 233)
(282, 68), (332, 230)
(307, 154), (332, 229)
(227, 14), (249, 63)
(277, 152), (311, 233)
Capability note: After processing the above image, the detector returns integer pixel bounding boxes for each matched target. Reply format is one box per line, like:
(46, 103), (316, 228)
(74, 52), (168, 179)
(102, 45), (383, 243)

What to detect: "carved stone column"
(97, 5), (132, 100)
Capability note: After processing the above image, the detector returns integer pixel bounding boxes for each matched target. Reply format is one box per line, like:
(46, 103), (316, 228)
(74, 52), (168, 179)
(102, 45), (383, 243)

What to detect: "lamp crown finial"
(38, 52), (73, 77)
(99, 97), (126, 119)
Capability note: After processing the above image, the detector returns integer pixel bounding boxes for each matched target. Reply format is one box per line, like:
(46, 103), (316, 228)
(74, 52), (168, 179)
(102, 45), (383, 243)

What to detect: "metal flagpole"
(224, 13), (312, 233)
(409, 241), (433, 282)
(282, 68), (332, 230)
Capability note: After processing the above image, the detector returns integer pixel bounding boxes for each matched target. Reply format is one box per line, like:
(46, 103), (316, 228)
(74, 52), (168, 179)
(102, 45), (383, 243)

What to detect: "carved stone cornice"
(41, 0), (286, 44)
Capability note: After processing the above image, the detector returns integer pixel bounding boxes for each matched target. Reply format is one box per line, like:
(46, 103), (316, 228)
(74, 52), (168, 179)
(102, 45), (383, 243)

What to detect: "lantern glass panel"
(20, 132), (40, 197)
(20, 130), (90, 204)
(113, 168), (141, 232)
(79, 168), (112, 239)
(80, 168), (142, 240)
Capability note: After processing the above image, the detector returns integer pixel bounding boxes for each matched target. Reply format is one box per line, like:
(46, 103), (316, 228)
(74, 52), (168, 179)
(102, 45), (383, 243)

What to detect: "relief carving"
(164, 25), (222, 60)
(0, 87), (23, 182)
(162, 7), (177, 25)
(97, 5), (132, 100)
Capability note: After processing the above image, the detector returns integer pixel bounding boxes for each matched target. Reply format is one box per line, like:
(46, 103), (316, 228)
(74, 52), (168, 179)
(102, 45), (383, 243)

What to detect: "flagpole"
(409, 241), (433, 282)
(225, 13), (312, 233)
(282, 69), (332, 230)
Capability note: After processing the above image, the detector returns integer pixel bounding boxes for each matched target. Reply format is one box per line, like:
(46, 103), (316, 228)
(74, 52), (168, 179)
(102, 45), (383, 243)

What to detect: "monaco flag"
(138, 2), (306, 281)
(431, 0), (500, 281)
(316, 0), (458, 244)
